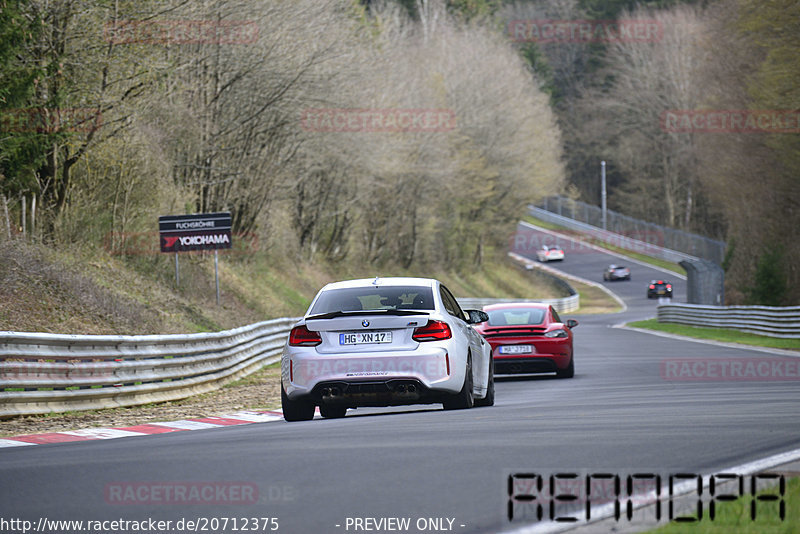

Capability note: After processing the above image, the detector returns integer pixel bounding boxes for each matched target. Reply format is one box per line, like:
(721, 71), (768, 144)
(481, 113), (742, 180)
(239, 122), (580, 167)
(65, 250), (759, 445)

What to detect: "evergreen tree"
(0, 0), (47, 198)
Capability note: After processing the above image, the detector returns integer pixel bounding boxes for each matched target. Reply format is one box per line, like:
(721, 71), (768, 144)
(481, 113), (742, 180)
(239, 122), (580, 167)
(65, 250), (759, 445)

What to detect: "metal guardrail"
(0, 288), (580, 418)
(458, 295), (579, 314)
(535, 196), (726, 264)
(658, 304), (800, 339)
(530, 205), (701, 265)
(0, 318), (299, 418)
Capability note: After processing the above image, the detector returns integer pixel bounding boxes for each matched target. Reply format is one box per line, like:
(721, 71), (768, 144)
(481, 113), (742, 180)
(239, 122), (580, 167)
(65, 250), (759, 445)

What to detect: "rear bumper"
(494, 353), (571, 374)
(282, 345), (463, 403)
(309, 378), (444, 407)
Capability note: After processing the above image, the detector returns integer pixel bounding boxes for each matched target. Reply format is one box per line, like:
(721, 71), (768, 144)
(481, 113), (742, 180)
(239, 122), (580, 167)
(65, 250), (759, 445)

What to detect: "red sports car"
(474, 303), (577, 378)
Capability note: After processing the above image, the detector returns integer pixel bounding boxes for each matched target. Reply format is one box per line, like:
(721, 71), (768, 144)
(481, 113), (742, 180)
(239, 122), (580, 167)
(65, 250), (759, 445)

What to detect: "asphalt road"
(1, 223), (798, 534)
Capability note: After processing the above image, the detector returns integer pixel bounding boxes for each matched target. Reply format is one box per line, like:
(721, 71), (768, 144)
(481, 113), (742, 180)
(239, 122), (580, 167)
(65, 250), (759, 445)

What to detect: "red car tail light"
(413, 320), (452, 341)
(289, 325), (322, 346)
(649, 284), (655, 289)
(667, 284), (672, 289)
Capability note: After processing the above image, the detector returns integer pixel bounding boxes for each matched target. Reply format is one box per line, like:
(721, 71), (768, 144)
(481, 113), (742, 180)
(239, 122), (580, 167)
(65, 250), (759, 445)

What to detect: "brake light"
(667, 284), (672, 289)
(289, 325), (322, 346)
(413, 320), (452, 341)
(649, 285), (655, 289)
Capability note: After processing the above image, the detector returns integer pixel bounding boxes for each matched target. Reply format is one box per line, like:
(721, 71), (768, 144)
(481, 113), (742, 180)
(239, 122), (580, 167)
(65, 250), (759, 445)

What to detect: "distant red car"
(474, 303), (577, 378)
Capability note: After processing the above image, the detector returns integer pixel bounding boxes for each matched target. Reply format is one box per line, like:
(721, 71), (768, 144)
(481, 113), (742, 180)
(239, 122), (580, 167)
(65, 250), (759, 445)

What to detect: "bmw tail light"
(289, 325), (322, 346)
(413, 320), (452, 341)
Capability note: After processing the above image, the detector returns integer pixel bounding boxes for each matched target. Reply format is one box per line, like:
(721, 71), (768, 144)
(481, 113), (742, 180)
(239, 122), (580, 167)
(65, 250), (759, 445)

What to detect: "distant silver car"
(536, 245), (565, 262)
(603, 264), (631, 281)
(281, 277), (494, 421)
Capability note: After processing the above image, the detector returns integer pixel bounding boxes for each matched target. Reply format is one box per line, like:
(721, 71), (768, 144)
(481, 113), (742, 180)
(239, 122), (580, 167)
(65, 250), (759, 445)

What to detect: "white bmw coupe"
(281, 277), (494, 421)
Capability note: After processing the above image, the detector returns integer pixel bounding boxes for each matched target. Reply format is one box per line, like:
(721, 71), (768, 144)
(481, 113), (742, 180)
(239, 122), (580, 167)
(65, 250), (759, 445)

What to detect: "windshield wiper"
(306, 309), (430, 321)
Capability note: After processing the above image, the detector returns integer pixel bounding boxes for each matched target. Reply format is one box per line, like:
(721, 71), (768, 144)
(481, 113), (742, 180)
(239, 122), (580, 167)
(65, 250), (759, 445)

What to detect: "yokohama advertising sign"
(159, 212), (232, 253)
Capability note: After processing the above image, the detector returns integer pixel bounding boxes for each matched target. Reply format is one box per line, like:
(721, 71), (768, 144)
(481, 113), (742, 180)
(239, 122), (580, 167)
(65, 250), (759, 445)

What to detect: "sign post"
(159, 212), (232, 304)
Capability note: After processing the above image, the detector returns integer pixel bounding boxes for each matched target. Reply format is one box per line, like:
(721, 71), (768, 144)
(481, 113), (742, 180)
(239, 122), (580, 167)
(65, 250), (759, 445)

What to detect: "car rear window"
(486, 308), (546, 326)
(310, 286), (435, 315)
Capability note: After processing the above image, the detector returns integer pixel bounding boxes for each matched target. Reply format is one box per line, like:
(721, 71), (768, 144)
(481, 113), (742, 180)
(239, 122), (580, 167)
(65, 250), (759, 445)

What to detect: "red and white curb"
(0, 409), (314, 448)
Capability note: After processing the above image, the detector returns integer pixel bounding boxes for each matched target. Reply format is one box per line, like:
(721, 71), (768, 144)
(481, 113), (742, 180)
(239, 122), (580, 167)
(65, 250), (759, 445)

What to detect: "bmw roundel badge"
(362, 320), (370, 328)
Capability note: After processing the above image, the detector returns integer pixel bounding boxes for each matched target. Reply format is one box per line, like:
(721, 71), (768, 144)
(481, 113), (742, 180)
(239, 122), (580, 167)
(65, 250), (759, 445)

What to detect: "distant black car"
(647, 280), (673, 298)
(603, 264), (631, 281)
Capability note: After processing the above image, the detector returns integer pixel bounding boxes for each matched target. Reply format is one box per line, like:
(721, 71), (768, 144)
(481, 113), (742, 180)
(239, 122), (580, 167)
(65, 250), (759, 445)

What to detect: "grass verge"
(647, 476), (797, 533)
(574, 282), (623, 314)
(627, 319), (800, 351)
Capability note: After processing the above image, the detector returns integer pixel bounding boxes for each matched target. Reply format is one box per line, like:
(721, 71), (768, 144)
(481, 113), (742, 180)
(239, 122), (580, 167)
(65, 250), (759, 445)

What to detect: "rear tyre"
(281, 385), (315, 422)
(319, 404), (347, 419)
(443, 354), (474, 410)
(556, 357), (575, 379)
(474, 357), (494, 407)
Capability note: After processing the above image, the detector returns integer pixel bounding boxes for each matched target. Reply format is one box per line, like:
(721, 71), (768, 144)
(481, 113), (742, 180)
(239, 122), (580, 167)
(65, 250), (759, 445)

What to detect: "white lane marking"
(503, 446), (800, 534)
(617, 325), (800, 357)
(150, 420), (222, 430)
(61, 428), (146, 440)
(518, 221), (687, 280)
(226, 411), (283, 423)
(0, 439), (36, 448)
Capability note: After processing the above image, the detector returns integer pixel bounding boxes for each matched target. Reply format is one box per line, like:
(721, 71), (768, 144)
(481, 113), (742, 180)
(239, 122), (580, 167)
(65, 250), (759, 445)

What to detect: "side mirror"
(466, 309), (489, 325)
(566, 319), (579, 329)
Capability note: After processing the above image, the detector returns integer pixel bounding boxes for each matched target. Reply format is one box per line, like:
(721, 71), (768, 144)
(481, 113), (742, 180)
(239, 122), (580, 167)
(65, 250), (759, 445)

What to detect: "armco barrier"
(0, 291), (579, 417)
(529, 205), (700, 265)
(657, 304), (800, 339)
(0, 318), (299, 418)
(457, 295), (579, 314)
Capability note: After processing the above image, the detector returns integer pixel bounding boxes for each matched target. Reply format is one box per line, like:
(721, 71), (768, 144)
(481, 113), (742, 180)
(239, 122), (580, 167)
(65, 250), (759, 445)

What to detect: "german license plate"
(499, 345), (532, 355)
(339, 331), (392, 345)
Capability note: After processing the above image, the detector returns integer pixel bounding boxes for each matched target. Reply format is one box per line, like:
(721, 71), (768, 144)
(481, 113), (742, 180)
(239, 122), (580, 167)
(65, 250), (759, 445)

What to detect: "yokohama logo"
(164, 234), (230, 248)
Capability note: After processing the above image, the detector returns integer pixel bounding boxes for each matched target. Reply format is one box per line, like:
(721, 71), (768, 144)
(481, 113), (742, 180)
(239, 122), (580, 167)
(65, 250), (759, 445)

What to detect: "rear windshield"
(486, 308), (546, 326)
(310, 286), (435, 315)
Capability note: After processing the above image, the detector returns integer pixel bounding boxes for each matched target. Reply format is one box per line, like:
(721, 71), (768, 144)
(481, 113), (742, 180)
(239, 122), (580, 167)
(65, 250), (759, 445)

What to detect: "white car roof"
(319, 277), (439, 291)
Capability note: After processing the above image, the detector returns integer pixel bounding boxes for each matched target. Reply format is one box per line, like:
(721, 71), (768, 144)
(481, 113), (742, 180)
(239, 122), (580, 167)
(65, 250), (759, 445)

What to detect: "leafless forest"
(1, 0), (798, 303)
